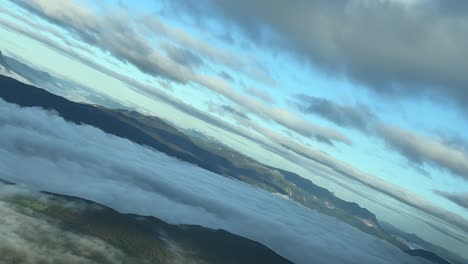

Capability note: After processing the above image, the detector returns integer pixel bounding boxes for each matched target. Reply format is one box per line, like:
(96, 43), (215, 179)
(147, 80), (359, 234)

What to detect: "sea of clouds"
(0, 99), (429, 264)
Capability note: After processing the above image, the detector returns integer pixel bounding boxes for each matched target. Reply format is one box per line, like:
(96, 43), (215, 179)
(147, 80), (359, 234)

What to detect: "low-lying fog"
(0, 99), (429, 264)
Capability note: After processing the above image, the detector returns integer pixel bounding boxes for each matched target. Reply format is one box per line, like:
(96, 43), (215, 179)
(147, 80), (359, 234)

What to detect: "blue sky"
(1, 0), (468, 257)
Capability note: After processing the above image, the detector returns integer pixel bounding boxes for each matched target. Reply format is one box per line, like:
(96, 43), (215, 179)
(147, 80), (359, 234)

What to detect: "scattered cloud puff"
(0, 99), (428, 264)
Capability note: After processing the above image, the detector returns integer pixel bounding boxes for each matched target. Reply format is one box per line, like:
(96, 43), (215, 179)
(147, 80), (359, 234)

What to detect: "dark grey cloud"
(434, 190), (468, 210)
(0, 99), (428, 264)
(438, 133), (468, 154)
(219, 70), (234, 82)
(293, 94), (376, 132)
(377, 125), (468, 182)
(160, 42), (204, 69)
(166, 0), (468, 114)
(208, 103), (251, 121)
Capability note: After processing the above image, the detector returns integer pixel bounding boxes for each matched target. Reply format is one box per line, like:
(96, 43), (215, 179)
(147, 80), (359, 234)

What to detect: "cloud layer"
(0, 99), (429, 264)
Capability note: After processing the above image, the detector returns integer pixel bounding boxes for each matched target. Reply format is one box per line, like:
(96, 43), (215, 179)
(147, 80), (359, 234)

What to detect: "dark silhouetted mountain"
(0, 74), (409, 252)
(2, 182), (293, 264)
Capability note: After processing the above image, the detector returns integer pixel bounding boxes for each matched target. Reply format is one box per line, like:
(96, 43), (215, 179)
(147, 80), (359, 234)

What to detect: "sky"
(0, 0), (467, 259)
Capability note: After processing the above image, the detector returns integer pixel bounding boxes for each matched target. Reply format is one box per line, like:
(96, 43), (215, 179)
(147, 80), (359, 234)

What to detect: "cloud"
(0, 99), (430, 264)
(293, 94), (376, 132)
(4, 0), (467, 257)
(3, 8), (467, 245)
(291, 94), (468, 183)
(15, 0), (192, 83)
(0, 12), (274, 151)
(0, 186), (221, 264)
(140, 16), (277, 87)
(193, 75), (352, 145)
(218, 70), (234, 82)
(438, 133), (468, 154)
(9, 0), (350, 146)
(377, 125), (468, 181)
(434, 190), (468, 210)
(204, 101), (468, 243)
(166, 0), (468, 114)
(160, 42), (204, 69)
(140, 16), (245, 73)
(244, 87), (275, 104)
(207, 103), (251, 121)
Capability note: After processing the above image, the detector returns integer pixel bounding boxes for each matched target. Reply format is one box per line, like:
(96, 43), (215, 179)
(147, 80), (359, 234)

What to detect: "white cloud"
(378, 124), (468, 181)
(0, 99), (428, 264)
